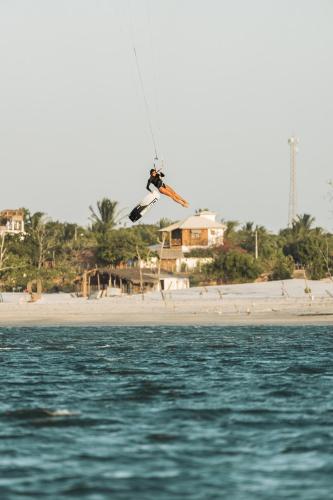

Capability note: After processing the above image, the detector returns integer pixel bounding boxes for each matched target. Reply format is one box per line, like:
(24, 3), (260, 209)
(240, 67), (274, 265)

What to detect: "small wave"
(286, 364), (327, 374)
(111, 470), (135, 479)
(127, 380), (166, 401)
(109, 469), (180, 479)
(238, 408), (279, 415)
(268, 389), (300, 398)
(207, 343), (238, 349)
(106, 369), (148, 376)
(0, 347), (14, 350)
(147, 433), (178, 442)
(165, 407), (233, 421)
(46, 409), (80, 417)
(4, 408), (80, 419)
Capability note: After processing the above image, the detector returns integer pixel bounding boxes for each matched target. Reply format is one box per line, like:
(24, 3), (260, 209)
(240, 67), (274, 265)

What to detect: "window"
(191, 230), (201, 239)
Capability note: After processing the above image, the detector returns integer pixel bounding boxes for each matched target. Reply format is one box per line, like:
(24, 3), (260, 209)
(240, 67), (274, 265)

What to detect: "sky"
(1, 0), (333, 232)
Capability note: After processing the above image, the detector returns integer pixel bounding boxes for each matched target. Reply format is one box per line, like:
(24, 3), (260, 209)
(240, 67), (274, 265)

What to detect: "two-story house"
(0, 209), (25, 235)
(158, 211), (226, 272)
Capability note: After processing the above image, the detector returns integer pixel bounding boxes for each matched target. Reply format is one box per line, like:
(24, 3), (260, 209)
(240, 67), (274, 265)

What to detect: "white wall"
(208, 228), (224, 246)
(161, 277), (189, 291)
(178, 257), (213, 272)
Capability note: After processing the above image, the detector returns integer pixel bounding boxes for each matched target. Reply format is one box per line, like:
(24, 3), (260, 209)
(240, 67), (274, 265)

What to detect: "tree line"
(191, 214), (333, 285)
(0, 199), (160, 292)
(0, 200), (332, 292)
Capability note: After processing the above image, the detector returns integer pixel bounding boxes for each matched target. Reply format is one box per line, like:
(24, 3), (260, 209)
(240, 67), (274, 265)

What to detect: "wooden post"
(255, 230), (258, 260)
(158, 233), (167, 303)
(136, 245), (144, 300)
(82, 271), (88, 298)
(36, 279), (42, 298)
(88, 275), (92, 297)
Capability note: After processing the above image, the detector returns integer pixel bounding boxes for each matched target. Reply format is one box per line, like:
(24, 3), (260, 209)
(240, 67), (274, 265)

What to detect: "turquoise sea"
(1, 325), (333, 499)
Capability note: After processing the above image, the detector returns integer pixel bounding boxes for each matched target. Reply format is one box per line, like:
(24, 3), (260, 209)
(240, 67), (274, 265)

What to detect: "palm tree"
(89, 198), (122, 233)
(242, 221), (254, 232)
(292, 214), (315, 237)
(0, 233), (7, 271)
(238, 222), (255, 253)
(26, 212), (52, 269)
(223, 220), (239, 236)
(280, 214), (316, 242)
(279, 213), (329, 275)
(254, 225), (278, 260)
(220, 219), (239, 245)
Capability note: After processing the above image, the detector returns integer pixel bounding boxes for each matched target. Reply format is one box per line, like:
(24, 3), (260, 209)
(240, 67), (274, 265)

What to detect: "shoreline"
(1, 316), (333, 327)
(1, 279), (333, 327)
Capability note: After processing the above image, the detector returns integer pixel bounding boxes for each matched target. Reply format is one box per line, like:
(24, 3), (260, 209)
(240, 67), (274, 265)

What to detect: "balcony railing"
(170, 238), (182, 247)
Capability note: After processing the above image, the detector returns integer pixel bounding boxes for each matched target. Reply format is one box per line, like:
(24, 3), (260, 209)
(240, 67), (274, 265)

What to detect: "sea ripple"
(0, 325), (333, 499)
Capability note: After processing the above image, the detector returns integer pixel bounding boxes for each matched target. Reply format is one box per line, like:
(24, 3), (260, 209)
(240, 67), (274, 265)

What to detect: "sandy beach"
(1, 279), (333, 326)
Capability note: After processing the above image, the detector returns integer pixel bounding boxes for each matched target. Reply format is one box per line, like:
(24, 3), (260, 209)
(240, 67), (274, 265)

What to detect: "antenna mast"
(288, 136), (299, 227)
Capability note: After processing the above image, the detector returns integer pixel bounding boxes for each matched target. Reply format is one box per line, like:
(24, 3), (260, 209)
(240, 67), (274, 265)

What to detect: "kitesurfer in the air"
(146, 169), (189, 207)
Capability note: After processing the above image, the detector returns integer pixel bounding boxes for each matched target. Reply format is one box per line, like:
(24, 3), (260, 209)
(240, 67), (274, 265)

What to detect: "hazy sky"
(1, 0), (332, 231)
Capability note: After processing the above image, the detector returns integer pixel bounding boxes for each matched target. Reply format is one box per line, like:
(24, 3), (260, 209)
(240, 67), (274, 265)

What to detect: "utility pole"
(288, 136), (299, 227)
(255, 230), (258, 260)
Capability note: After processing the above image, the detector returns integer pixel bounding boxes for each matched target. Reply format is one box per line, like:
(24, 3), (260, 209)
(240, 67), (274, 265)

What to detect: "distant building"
(0, 209), (25, 235)
(158, 211), (226, 273)
(159, 211), (226, 252)
(154, 247), (213, 274)
(86, 268), (189, 295)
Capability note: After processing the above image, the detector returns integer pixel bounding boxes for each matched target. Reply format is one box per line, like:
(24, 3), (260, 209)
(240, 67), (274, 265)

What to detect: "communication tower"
(288, 136), (299, 227)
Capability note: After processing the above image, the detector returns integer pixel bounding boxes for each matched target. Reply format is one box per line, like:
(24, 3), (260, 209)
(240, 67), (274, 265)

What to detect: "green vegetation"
(0, 203), (332, 291)
(279, 215), (331, 280)
(269, 255), (295, 281)
(0, 199), (160, 292)
(204, 249), (263, 283)
(188, 214), (333, 285)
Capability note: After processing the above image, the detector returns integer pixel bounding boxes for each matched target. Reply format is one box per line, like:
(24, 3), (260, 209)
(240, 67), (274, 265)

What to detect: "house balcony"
(161, 238), (182, 248)
(170, 238), (182, 247)
(0, 223), (24, 235)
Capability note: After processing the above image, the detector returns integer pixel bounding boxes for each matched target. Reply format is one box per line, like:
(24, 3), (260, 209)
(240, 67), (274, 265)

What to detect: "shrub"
(269, 255), (294, 281)
(205, 250), (262, 283)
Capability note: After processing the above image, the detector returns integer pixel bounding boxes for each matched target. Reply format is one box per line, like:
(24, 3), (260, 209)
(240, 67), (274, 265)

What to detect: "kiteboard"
(128, 189), (160, 222)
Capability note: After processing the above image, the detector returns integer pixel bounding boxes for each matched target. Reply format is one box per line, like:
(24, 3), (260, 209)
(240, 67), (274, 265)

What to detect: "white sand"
(1, 279), (333, 326)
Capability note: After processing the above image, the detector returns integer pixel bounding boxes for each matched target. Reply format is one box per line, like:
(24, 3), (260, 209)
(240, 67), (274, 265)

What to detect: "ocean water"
(0, 325), (333, 500)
